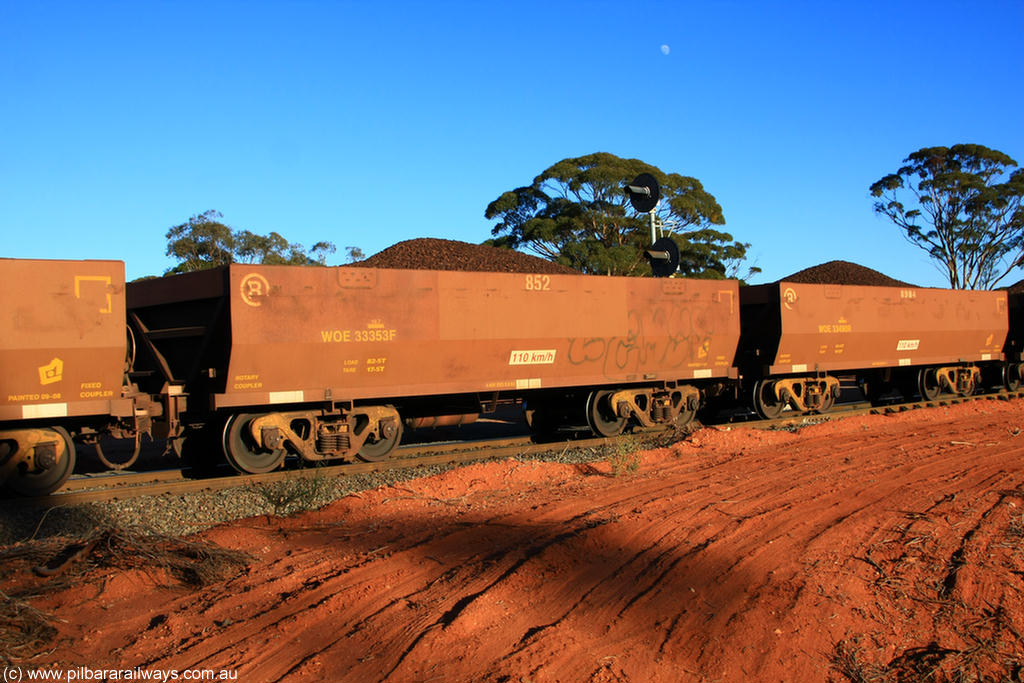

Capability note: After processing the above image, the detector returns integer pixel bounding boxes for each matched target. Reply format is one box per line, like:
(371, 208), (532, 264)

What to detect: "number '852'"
(525, 275), (551, 291)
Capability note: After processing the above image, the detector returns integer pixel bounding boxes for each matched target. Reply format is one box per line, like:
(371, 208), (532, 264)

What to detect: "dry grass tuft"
(85, 527), (251, 587)
(0, 590), (58, 667)
(0, 526), (251, 665)
(606, 438), (641, 477)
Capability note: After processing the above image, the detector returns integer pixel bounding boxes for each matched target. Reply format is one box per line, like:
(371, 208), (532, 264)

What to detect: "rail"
(5, 391), (1021, 509)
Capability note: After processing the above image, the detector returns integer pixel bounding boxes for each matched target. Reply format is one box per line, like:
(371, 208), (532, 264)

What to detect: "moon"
(660, 44), (670, 56)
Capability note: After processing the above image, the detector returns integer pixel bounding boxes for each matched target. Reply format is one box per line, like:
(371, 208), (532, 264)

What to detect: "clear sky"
(2, 1), (1022, 286)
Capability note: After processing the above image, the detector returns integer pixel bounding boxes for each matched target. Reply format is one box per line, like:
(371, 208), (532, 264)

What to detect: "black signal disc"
(626, 173), (661, 213)
(647, 237), (680, 277)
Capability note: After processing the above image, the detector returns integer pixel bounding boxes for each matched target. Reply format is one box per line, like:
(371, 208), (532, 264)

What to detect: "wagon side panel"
(770, 283), (1007, 373)
(215, 266), (740, 408)
(0, 259), (126, 421)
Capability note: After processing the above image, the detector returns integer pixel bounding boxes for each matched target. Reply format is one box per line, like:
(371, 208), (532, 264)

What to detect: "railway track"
(5, 435), (618, 507)
(5, 391), (1021, 509)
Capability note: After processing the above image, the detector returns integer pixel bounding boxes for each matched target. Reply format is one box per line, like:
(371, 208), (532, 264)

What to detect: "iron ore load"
(2, 248), (1023, 496)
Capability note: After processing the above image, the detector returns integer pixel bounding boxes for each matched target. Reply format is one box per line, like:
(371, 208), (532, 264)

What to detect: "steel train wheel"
(918, 368), (941, 401)
(1005, 363), (1022, 392)
(356, 418), (403, 462)
(816, 392), (836, 414)
(674, 404), (697, 427)
(673, 392), (699, 427)
(4, 427), (76, 497)
(586, 389), (627, 437)
(752, 380), (786, 419)
(222, 413), (286, 474)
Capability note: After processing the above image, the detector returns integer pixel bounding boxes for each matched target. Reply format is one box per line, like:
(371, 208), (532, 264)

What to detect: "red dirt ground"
(16, 401), (1024, 681)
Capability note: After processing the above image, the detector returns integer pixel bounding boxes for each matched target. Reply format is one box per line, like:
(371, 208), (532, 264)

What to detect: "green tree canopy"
(869, 144), (1024, 289)
(165, 210), (338, 274)
(484, 152), (756, 279)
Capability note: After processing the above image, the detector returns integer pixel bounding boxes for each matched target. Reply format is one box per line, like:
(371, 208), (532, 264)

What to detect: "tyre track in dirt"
(28, 401), (1024, 682)
(678, 435), (1024, 681)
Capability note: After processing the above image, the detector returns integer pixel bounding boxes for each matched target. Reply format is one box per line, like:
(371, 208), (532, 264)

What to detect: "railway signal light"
(646, 236), (680, 278)
(625, 174), (677, 277)
(625, 173), (660, 213)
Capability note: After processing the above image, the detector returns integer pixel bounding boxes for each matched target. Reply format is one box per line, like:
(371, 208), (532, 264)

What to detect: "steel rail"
(6, 435), (619, 507)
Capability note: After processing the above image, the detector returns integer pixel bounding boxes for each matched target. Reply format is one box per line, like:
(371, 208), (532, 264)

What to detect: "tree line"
(166, 146), (1023, 290)
(163, 210), (360, 275)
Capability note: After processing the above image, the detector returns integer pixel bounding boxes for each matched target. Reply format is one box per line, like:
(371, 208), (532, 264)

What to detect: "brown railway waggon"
(0, 259), (162, 495)
(125, 264), (740, 474)
(737, 281), (1019, 418)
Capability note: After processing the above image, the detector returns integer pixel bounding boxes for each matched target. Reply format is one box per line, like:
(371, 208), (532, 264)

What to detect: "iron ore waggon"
(0, 259), (161, 495)
(738, 280), (1019, 417)
(126, 264), (741, 474)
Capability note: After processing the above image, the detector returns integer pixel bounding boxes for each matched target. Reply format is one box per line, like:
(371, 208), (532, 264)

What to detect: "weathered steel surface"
(740, 282), (1008, 375)
(129, 265), (740, 409)
(0, 259), (127, 422)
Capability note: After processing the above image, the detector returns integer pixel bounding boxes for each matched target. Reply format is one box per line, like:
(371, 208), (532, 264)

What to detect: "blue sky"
(2, 1), (1022, 286)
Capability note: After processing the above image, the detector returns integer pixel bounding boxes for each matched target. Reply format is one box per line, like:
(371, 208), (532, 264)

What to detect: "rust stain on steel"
(130, 265), (740, 410)
(0, 259), (126, 421)
(740, 282), (1009, 374)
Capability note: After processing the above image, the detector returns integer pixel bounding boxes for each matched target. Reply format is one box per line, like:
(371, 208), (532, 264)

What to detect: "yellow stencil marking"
(39, 358), (63, 385)
(240, 273), (270, 307)
(74, 275), (112, 313)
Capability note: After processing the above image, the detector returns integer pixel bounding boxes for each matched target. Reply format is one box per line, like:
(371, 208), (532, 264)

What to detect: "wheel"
(675, 405), (697, 427)
(752, 380), (786, 419)
(918, 368), (941, 401)
(3, 427), (76, 497)
(817, 389), (836, 413)
(357, 413), (403, 462)
(222, 413), (286, 474)
(586, 389), (626, 437)
(95, 433), (141, 470)
(674, 393), (699, 427)
(1004, 363), (1022, 392)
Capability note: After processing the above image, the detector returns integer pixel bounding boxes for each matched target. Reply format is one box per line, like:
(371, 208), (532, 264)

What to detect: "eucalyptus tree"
(485, 152), (756, 279)
(870, 144), (1024, 289)
(165, 210), (337, 274)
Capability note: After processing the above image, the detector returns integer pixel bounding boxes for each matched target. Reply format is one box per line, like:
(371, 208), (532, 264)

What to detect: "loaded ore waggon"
(738, 281), (1018, 417)
(3, 254), (1024, 497)
(0, 258), (163, 495)
(125, 264), (741, 474)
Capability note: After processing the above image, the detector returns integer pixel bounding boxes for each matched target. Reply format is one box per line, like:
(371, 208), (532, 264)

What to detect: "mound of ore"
(1005, 278), (1024, 293)
(780, 260), (913, 287)
(351, 238), (578, 275)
